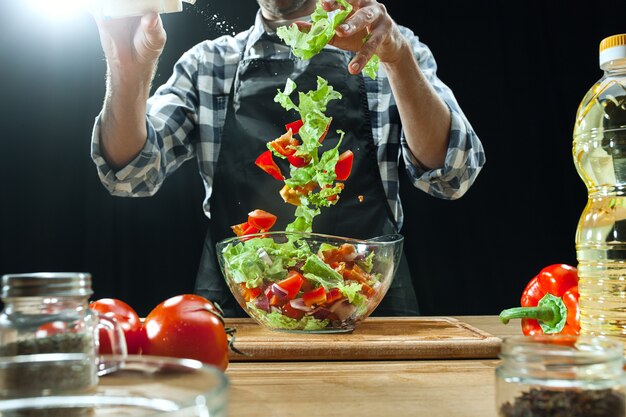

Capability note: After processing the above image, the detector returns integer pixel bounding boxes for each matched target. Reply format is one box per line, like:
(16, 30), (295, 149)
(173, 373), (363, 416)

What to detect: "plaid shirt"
(91, 11), (485, 230)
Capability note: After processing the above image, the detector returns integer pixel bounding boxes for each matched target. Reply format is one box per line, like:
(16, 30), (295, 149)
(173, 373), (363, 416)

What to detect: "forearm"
(383, 43), (451, 170)
(100, 62), (156, 169)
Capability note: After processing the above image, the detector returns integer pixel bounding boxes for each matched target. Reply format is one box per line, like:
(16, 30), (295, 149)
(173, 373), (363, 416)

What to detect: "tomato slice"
(248, 209), (277, 230)
(285, 119), (304, 135)
(282, 302), (306, 320)
(255, 150), (284, 180)
(287, 153), (310, 167)
(335, 150), (354, 181)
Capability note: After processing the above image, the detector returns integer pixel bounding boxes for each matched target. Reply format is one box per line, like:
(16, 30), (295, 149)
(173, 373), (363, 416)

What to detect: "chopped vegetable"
(335, 150), (354, 181)
(255, 150), (284, 180)
(248, 209), (277, 231)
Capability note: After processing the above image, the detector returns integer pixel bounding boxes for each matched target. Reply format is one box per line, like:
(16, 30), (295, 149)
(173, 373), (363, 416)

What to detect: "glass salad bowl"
(216, 231), (403, 333)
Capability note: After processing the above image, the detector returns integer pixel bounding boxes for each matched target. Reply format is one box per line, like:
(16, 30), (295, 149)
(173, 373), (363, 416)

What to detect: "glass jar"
(0, 272), (126, 398)
(496, 334), (626, 417)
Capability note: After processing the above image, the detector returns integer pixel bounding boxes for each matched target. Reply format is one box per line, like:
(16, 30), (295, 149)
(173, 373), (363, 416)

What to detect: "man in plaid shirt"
(91, 0), (485, 317)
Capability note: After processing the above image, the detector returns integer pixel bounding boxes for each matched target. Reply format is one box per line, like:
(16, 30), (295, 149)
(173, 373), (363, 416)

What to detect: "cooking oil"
(574, 34), (626, 348)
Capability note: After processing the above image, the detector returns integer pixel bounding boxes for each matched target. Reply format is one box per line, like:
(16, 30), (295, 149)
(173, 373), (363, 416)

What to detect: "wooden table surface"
(223, 315), (521, 417)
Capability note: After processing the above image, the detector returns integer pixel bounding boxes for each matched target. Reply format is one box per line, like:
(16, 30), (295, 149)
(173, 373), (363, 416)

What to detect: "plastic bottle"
(573, 34), (626, 347)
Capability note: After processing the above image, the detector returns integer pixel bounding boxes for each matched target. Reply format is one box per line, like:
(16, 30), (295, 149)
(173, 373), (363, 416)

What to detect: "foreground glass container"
(217, 231), (403, 333)
(0, 354), (229, 416)
(496, 334), (626, 417)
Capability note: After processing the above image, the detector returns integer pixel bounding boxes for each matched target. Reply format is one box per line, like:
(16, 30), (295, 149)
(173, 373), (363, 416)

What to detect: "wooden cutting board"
(224, 316), (501, 361)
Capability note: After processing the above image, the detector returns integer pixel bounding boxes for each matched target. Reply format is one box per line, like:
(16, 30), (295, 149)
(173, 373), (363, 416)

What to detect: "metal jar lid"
(1, 272), (93, 298)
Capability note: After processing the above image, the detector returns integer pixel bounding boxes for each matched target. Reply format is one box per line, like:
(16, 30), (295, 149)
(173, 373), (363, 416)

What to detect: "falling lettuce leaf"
(276, 0), (379, 79)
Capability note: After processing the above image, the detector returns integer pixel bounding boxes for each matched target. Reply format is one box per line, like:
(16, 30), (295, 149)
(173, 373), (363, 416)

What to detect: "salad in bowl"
(217, 232), (402, 333)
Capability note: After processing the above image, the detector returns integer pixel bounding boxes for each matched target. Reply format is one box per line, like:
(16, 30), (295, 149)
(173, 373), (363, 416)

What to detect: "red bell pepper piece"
(499, 264), (580, 335)
(255, 150), (284, 180)
(239, 283), (262, 302)
(230, 221), (260, 237)
(302, 286), (326, 306)
(325, 287), (343, 304)
(277, 270), (305, 299)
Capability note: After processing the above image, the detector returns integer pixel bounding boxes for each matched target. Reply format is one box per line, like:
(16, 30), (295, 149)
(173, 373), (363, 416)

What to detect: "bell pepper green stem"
(499, 293), (567, 334)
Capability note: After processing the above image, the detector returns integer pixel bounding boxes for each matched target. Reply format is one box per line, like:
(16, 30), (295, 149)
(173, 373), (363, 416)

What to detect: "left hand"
(296, 0), (407, 74)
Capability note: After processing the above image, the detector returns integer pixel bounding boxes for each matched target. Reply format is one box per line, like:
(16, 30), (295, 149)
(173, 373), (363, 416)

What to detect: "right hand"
(95, 13), (166, 70)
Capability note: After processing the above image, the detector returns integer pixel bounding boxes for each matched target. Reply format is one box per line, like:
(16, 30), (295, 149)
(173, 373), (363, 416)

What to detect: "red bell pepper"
(499, 264), (580, 335)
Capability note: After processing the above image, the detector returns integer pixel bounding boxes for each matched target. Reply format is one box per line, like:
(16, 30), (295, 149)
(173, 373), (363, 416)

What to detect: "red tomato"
(247, 209), (277, 231)
(89, 298), (143, 355)
(335, 150), (354, 181)
(255, 150), (284, 180)
(141, 294), (229, 371)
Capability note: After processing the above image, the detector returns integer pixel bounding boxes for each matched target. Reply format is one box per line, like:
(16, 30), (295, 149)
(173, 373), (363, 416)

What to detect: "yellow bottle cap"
(599, 34), (626, 67)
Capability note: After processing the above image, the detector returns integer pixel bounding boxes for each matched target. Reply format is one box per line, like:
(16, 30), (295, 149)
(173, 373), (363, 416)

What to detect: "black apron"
(195, 33), (419, 317)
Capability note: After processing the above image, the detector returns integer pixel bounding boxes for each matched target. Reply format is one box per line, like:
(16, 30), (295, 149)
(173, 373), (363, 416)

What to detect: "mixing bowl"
(216, 231), (403, 333)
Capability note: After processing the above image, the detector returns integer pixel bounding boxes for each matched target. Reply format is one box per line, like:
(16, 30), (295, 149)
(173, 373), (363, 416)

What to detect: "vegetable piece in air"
(248, 209), (278, 230)
(499, 264), (580, 335)
(335, 150), (354, 181)
(255, 150), (284, 180)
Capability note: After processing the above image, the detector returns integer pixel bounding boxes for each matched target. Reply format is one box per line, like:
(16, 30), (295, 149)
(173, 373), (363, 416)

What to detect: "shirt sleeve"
(90, 47), (201, 197)
(399, 27), (486, 200)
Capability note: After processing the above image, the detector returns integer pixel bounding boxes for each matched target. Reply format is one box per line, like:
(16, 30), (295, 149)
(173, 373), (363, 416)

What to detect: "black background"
(0, 1), (622, 317)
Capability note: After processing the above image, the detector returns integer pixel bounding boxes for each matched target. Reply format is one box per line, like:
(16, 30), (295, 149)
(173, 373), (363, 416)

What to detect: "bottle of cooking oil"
(574, 34), (626, 348)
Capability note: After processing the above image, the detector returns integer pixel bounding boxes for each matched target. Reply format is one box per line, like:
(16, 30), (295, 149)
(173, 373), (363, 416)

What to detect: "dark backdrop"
(0, 1), (622, 317)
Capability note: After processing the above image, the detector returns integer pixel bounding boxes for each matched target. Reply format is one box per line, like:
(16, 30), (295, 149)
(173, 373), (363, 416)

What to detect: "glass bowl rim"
(216, 230), (404, 248)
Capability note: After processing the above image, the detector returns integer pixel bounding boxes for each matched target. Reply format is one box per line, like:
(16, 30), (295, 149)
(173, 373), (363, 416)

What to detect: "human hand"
(94, 12), (167, 70)
(296, 0), (407, 74)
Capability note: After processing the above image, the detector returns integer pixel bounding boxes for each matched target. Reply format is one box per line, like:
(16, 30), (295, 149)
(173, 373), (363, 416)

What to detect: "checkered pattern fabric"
(91, 11), (485, 230)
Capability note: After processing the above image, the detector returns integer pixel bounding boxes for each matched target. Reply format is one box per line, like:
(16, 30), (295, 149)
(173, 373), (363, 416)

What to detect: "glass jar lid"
(499, 334), (624, 387)
(1, 273), (93, 298)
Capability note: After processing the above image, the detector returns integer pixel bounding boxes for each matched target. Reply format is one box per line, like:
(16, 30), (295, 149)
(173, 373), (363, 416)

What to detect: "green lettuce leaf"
(276, 0), (379, 79)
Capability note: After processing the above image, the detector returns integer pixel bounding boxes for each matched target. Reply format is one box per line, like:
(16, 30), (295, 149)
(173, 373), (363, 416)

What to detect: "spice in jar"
(499, 387), (626, 417)
(496, 335), (626, 417)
